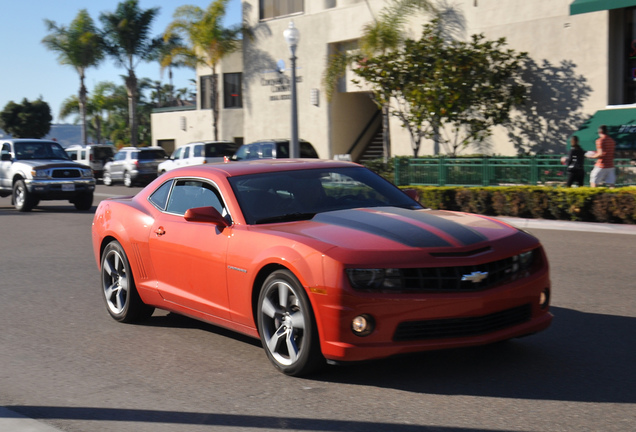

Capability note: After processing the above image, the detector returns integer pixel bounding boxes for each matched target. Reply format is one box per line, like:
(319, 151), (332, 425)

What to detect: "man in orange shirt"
(590, 124), (615, 187)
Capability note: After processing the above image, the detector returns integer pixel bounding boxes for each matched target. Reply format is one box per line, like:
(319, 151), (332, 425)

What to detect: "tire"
(103, 171), (112, 186)
(74, 192), (93, 211)
(13, 180), (35, 212)
(123, 171), (133, 188)
(101, 241), (154, 323)
(257, 270), (323, 376)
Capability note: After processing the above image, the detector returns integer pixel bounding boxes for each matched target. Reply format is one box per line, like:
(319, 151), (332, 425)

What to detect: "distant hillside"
(0, 124), (81, 148)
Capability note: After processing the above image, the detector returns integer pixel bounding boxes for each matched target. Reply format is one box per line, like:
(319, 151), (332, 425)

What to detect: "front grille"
(393, 303), (532, 342)
(401, 252), (535, 292)
(51, 169), (81, 178)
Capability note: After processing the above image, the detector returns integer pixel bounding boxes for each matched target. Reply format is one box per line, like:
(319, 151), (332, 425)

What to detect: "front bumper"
(314, 270), (552, 362)
(26, 178), (95, 198)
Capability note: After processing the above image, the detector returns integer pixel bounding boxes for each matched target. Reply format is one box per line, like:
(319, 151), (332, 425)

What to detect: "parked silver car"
(158, 141), (236, 173)
(103, 146), (167, 187)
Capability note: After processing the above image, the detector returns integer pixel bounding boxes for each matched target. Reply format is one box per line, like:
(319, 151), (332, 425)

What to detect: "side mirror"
(184, 206), (230, 228)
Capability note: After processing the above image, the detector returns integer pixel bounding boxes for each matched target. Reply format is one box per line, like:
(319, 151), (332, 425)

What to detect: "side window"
(246, 144), (260, 159)
(183, 147), (191, 159)
(172, 147), (183, 160)
(67, 150), (78, 160)
(261, 143), (274, 158)
(114, 152), (126, 161)
(148, 180), (173, 211)
(166, 179), (226, 216)
(193, 144), (204, 157)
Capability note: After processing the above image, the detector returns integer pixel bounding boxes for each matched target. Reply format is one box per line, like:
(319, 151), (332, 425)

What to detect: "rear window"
(139, 149), (167, 160)
(204, 143), (236, 157)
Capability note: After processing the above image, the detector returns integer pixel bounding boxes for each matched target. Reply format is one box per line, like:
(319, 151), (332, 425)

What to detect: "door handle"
(155, 226), (166, 236)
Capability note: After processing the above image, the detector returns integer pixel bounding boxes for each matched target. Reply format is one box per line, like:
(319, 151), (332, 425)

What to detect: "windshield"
(229, 166), (422, 225)
(14, 141), (71, 161)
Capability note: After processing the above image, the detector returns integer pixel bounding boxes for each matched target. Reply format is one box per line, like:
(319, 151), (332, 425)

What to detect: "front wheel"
(101, 241), (154, 323)
(13, 180), (35, 212)
(257, 270), (323, 376)
(73, 192), (93, 211)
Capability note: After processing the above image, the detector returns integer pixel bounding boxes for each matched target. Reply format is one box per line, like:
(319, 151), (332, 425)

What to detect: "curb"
(0, 407), (64, 432)
(496, 216), (636, 235)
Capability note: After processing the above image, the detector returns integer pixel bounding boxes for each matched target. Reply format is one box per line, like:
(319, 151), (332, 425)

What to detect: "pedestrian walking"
(589, 124), (616, 187)
(565, 135), (585, 187)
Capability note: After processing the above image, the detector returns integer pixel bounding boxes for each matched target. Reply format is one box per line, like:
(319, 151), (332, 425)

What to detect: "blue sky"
(0, 0), (241, 122)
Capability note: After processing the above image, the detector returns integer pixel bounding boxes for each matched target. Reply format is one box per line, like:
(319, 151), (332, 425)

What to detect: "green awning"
(573, 107), (636, 151)
(570, 0), (636, 15)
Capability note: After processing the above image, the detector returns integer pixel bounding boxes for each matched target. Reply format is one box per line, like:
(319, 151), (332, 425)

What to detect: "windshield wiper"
(254, 212), (316, 224)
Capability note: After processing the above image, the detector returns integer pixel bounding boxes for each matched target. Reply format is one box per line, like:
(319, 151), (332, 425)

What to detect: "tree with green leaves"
(323, 0), (438, 161)
(100, 0), (161, 146)
(42, 9), (104, 146)
(164, 0), (247, 140)
(0, 98), (52, 139)
(353, 20), (527, 156)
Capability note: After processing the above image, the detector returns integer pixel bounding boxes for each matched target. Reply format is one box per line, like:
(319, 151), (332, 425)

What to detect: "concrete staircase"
(356, 126), (384, 163)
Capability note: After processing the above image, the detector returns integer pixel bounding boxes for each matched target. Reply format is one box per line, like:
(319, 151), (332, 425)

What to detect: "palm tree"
(151, 33), (190, 106)
(100, 0), (160, 146)
(323, 0), (438, 161)
(165, 0), (247, 140)
(42, 9), (104, 146)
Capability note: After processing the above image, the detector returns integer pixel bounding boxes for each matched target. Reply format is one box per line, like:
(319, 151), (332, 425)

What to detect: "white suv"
(158, 141), (236, 174)
(65, 144), (116, 179)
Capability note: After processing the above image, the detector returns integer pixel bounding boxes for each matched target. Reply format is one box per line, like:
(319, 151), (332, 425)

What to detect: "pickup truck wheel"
(74, 192), (93, 211)
(13, 180), (35, 212)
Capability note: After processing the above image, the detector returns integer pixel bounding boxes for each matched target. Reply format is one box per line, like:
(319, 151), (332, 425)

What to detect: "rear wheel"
(257, 270), (323, 376)
(101, 241), (154, 323)
(102, 171), (112, 186)
(123, 171), (133, 187)
(13, 180), (35, 212)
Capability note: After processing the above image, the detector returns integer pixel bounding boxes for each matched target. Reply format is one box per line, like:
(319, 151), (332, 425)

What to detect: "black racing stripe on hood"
(384, 207), (488, 245)
(313, 210), (451, 248)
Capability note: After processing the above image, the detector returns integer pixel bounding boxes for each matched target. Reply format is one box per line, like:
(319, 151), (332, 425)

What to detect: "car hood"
(255, 207), (532, 261)
(15, 159), (82, 169)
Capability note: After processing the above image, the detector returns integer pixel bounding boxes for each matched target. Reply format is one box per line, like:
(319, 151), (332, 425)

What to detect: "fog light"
(351, 314), (374, 337)
(539, 288), (550, 309)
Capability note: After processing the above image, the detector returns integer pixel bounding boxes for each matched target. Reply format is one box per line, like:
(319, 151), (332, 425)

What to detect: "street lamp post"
(284, 21), (300, 158)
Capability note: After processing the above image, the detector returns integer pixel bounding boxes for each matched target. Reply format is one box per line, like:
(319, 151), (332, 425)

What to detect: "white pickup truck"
(0, 139), (96, 211)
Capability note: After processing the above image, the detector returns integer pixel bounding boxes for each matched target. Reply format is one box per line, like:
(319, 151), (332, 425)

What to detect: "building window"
(260, 0), (303, 20)
(200, 75), (215, 110)
(223, 73), (243, 108)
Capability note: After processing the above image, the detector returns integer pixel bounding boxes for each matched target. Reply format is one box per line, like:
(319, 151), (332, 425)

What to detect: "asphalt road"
(0, 185), (635, 432)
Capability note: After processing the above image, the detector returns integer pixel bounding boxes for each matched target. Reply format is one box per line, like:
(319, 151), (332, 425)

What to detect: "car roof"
(166, 159), (360, 178)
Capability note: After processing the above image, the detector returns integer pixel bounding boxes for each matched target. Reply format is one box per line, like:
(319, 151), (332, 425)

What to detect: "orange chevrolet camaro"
(92, 159), (552, 376)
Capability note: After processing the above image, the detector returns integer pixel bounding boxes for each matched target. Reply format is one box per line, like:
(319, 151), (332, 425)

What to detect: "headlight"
(82, 168), (94, 178)
(346, 268), (403, 291)
(32, 169), (48, 179)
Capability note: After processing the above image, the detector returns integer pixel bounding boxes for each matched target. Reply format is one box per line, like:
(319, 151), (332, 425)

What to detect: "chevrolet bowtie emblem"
(461, 271), (488, 283)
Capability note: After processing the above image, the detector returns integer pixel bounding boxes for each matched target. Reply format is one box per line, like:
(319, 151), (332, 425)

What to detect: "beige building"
(151, 0), (636, 158)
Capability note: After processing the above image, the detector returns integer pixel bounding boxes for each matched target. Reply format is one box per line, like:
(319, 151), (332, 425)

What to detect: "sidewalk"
(496, 216), (636, 236)
(0, 407), (64, 432)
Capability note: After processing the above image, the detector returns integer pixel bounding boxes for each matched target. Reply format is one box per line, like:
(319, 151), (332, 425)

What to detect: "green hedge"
(402, 186), (636, 224)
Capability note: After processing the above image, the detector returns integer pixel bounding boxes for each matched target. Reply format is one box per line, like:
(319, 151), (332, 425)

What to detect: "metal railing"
(394, 156), (636, 187)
